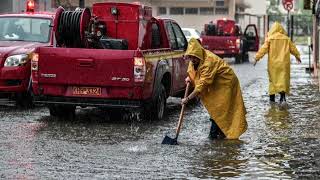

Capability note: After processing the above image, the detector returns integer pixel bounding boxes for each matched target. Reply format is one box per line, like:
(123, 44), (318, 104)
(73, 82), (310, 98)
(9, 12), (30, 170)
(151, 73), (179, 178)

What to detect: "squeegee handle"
(175, 82), (191, 137)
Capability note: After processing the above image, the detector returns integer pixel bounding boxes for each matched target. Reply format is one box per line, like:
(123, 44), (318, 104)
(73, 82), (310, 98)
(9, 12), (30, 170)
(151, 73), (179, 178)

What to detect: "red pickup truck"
(0, 8), (54, 107)
(31, 2), (189, 120)
(201, 19), (259, 63)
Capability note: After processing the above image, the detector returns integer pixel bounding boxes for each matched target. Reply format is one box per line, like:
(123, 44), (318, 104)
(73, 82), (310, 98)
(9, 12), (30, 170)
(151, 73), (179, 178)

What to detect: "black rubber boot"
(269, 94), (275, 102)
(209, 119), (225, 140)
(209, 119), (218, 139)
(280, 92), (286, 103)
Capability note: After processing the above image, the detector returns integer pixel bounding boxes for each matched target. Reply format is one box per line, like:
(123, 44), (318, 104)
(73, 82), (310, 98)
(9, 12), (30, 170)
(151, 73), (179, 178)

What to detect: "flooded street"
(0, 55), (319, 179)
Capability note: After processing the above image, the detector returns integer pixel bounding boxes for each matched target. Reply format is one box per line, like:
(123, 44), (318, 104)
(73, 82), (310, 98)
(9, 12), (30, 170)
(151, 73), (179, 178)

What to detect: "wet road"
(1, 54), (319, 179)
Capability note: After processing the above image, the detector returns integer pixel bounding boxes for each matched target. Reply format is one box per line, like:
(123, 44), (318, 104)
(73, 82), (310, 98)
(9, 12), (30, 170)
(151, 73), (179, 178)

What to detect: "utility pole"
(282, 0), (293, 39)
(312, 0), (319, 82)
(287, 10), (291, 40)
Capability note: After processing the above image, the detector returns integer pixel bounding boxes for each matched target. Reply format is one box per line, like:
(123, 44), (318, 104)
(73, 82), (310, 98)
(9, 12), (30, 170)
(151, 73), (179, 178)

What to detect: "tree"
(267, 0), (282, 14)
(267, 0), (285, 24)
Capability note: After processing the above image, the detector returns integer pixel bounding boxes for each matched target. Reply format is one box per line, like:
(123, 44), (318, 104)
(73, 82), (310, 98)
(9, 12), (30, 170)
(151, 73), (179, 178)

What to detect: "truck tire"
(235, 54), (242, 64)
(48, 104), (76, 119)
(235, 52), (249, 64)
(15, 92), (34, 108)
(242, 53), (249, 62)
(144, 84), (166, 121)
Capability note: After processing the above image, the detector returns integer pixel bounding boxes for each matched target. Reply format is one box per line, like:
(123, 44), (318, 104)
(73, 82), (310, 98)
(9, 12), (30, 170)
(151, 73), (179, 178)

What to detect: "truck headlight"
(4, 54), (29, 67)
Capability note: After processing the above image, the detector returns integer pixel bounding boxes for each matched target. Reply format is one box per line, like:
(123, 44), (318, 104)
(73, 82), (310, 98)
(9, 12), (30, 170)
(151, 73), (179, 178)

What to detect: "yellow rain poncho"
(186, 38), (247, 139)
(255, 22), (300, 95)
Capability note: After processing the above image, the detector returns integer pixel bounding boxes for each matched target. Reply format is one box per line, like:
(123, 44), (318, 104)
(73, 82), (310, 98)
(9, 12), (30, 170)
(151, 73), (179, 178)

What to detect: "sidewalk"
(235, 57), (320, 179)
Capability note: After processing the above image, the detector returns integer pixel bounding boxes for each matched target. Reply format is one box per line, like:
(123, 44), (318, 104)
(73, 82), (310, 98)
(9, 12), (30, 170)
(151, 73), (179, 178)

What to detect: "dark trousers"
(279, 92), (286, 102)
(270, 94), (275, 102)
(209, 118), (225, 139)
(270, 91), (286, 102)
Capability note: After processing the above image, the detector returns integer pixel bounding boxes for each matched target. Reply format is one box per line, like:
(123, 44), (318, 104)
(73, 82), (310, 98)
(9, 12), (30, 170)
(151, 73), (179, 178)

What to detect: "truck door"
(165, 21), (189, 93)
(244, 24), (259, 51)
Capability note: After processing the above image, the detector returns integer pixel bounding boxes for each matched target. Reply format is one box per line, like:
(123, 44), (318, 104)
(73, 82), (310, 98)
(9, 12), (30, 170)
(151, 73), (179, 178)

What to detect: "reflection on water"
(265, 104), (291, 131)
(192, 140), (246, 179)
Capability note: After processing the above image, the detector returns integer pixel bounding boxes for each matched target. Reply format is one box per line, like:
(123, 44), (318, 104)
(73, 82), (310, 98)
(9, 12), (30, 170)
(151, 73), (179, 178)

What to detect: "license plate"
(213, 50), (224, 54)
(72, 87), (102, 96)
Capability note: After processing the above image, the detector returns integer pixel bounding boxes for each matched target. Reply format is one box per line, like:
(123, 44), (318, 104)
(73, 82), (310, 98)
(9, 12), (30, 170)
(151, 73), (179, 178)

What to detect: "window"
(158, 7), (167, 15)
(185, 8), (198, 15)
(235, 26), (242, 36)
(195, 29), (201, 36)
(0, 17), (51, 43)
(215, 7), (229, 15)
(172, 23), (187, 50)
(200, 7), (214, 15)
(216, 0), (225, 7)
(236, 7), (245, 12)
(170, 7), (184, 15)
(183, 30), (191, 36)
(151, 23), (161, 49)
(165, 22), (177, 49)
(245, 26), (256, 38)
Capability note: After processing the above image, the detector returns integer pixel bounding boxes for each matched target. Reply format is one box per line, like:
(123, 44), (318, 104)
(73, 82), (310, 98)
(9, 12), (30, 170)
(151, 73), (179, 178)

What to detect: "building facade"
(0, 0), (13, 13)
(6, 0), (252, 32)
(3, 0), (54, 13)
(83, 0), (250, 32)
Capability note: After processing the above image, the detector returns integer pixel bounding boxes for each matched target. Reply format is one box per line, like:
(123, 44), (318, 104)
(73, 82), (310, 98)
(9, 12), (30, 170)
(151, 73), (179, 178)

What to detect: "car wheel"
(15, 91), (34, 108)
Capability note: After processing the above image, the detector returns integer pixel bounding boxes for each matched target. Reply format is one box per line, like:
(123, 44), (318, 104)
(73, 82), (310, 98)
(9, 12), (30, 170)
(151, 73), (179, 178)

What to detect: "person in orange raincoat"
(254, 22), (301, 103)
(181, 38), (247, 140)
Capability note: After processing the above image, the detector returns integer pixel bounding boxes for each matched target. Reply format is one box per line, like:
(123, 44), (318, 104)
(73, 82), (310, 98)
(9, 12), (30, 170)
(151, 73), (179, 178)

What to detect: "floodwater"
(0, 54), (319, 179)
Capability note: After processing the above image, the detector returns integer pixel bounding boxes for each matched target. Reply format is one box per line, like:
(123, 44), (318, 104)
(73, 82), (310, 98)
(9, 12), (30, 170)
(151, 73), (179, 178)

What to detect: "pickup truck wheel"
(242, 53), (249, 62)
(157, 86), (166, 120)
(48, 105), (76, 119)
(15, 92), (34, 108)
(155, 84), (166, 120)
(235, 55), (242, 64)
(145, 84), (166, 121)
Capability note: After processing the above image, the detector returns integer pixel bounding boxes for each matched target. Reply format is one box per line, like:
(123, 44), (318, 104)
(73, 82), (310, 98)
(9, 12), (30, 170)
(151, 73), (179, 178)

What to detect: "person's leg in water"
(270, 94), (275, 102)
(280, 91), (286, 103)
(209, 118), (225, 139)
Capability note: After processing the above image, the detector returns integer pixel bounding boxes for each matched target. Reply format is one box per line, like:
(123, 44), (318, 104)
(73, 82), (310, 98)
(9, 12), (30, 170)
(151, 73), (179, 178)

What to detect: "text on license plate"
(72, 87), (102, 96)
(213, 50), (224, 54)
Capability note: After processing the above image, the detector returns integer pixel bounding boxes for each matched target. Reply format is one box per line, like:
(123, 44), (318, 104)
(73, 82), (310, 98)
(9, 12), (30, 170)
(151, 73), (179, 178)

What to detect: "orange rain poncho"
(186, 38), (247, 139)
(255, 22), (300, 95)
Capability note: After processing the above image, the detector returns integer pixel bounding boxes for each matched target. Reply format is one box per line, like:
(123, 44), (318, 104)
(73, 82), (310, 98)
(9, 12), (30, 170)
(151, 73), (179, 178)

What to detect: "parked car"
(31, 2), (190, 120)
(0, 2), (54, 107)
(182, 28), (201, 42)
(201, 19), (259, 63)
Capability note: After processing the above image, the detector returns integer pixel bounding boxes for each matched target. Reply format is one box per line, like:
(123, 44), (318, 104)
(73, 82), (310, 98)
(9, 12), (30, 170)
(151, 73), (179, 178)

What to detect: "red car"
(0, 10), (54, 107)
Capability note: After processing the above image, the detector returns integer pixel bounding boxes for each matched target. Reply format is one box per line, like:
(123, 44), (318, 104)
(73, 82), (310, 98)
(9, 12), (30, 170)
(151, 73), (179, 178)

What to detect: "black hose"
(57, 9), (84, 48)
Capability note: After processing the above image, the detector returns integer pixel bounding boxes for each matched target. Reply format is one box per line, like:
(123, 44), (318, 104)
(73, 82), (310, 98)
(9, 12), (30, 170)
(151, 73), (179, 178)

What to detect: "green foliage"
(304, 0), (312, 10)
(267, 0), (281, 15)
(267, 0), (312, 45)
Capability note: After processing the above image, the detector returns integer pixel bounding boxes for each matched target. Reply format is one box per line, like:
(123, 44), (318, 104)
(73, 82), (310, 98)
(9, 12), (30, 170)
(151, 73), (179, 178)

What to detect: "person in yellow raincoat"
(181, 38), (247, 140)
(254, 22), (301, 103)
